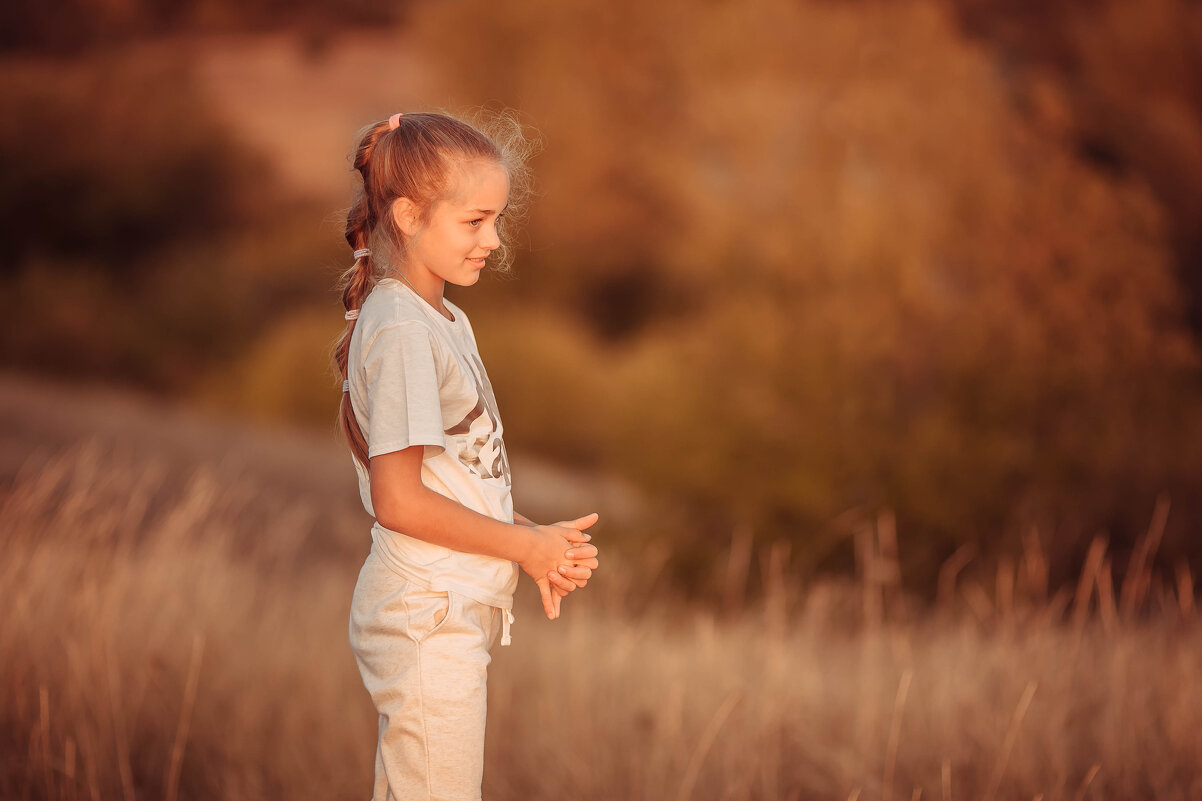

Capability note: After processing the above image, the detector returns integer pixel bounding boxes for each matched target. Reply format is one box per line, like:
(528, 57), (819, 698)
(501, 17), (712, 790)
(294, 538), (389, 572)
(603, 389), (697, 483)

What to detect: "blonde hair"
(332, 110), (535, 468)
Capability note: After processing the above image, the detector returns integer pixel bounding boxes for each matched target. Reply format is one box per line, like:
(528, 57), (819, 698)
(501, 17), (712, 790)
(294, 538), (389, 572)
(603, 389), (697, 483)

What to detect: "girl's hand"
(519, 522), (584, 619)
(518, 513), (599, 620)
(552, 514), (600, 590)
(547, 514), (601, 618)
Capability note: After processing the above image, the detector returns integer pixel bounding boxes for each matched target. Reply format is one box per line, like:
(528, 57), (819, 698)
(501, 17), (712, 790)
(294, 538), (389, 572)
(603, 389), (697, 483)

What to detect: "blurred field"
(3, 373), (1200, 800)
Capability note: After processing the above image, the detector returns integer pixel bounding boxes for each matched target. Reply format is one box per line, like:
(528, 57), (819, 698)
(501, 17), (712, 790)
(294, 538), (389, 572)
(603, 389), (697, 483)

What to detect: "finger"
(562, 528), (592, 544)
(554, 513), (599, 537)
(565, 543), (598, 561)
(548, 569), (578, 595)
(557, 564), (593, 586)
(569, 512), (600, 530)
(551, 591), (563, 619)
(536, 577), (555, 619)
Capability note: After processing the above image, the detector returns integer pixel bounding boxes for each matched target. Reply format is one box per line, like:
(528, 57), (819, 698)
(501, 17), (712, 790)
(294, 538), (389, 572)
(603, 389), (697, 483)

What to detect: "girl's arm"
(370, 446), (592, 619)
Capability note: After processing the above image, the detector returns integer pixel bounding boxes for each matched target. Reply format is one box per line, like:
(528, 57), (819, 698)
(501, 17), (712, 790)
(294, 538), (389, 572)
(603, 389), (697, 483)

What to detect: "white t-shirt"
(346, 277), (518, 609)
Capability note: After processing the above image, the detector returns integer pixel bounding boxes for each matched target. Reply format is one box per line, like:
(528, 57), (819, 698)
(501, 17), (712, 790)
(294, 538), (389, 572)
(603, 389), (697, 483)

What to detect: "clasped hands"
(519, 512), (600, 620)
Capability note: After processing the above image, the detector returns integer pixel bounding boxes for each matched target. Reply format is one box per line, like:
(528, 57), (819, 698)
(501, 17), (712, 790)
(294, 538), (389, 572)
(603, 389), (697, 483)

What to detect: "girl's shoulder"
(361, 279), (436, 330)
(367, 280), (477, 340)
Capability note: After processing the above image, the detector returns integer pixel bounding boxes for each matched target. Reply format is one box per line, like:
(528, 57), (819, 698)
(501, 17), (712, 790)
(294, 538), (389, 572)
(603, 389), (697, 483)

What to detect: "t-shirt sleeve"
(363, 321), (447, 459)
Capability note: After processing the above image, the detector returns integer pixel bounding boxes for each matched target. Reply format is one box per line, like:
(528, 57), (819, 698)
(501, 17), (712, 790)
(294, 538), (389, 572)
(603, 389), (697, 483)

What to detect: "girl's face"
(399, 159), (510, 290)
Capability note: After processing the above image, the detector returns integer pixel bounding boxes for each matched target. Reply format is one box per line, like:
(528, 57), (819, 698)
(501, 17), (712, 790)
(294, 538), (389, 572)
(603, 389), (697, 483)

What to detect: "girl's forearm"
(375, 484), (539, 564)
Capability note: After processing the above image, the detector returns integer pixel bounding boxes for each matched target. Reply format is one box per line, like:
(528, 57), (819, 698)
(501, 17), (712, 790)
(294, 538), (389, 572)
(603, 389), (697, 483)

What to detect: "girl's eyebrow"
(465, 203), (510, 215)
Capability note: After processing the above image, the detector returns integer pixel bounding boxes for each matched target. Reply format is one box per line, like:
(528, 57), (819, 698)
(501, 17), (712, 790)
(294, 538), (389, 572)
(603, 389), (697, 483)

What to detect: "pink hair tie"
(344, 309), (360, 321)
(388, 113), (403, 131)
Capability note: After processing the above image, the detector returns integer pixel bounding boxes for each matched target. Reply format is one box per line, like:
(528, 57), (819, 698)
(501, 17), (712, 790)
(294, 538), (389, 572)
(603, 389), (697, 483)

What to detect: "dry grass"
(2, 386), (1201, 800)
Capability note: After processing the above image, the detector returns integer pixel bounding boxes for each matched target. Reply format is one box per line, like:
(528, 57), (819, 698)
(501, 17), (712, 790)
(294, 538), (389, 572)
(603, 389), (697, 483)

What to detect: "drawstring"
(500, 608), (515, 646)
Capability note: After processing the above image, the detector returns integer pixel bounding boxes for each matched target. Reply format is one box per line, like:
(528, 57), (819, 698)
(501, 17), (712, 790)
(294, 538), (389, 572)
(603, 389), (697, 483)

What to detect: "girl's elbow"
(374, 507), (403, 532)
(371, 486), (428, 533)
(373, 497), (409, 532)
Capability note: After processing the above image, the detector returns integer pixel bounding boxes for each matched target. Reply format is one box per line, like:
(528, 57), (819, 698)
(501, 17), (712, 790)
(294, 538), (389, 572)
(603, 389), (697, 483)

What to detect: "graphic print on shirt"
(445, 352), (511, 486)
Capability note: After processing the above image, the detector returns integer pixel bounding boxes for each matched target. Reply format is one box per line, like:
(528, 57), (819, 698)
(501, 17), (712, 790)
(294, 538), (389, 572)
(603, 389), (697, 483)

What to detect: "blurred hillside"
(1, 0), (1200, 596)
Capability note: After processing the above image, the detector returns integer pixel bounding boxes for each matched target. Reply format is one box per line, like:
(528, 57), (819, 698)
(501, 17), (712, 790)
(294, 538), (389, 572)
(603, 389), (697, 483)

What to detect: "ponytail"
(333, 121), (391, 469)
(334, 248), (374, 469)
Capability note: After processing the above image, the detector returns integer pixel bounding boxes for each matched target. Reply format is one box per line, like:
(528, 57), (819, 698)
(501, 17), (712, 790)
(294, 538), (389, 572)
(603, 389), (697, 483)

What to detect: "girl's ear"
(391, 198), (420, 237)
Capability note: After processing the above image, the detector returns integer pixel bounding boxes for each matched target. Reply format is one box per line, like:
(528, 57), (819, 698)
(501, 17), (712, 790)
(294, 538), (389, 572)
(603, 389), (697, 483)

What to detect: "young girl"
(332, 111), (600, 801)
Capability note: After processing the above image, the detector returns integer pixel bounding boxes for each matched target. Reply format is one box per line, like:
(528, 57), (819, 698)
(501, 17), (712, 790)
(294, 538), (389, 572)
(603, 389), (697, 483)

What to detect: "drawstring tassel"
(500, 609), (515, 646)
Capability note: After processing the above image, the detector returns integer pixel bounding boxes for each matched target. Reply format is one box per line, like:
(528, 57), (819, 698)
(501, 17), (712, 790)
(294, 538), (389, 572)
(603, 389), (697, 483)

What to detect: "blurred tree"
(0, 54), (265, 273)
(419, 0), (1202, 590)
(0, 0), (405, 53)
(946, 0), (1202, 335)
(0, 50), (346, 394)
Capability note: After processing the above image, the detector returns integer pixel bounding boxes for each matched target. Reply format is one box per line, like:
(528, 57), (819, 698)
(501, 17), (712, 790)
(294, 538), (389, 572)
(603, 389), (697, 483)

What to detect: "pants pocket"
(403, 589), (453, 643)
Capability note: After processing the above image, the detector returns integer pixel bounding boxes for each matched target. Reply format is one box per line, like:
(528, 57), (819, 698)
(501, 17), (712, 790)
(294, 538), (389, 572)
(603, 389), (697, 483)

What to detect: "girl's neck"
(392, 269), (454, 322)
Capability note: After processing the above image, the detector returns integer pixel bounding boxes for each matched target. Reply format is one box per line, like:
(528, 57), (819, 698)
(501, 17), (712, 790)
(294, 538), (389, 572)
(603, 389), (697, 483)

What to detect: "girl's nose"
(482, 222), (501, 250)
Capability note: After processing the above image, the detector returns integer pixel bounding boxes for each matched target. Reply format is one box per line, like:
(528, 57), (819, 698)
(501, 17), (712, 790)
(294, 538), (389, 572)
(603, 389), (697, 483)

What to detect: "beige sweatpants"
(349, 546), (502, 801)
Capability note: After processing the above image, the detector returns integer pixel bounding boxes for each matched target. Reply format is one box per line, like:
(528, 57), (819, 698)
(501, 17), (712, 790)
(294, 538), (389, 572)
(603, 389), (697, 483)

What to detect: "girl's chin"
(448, 272), (483, 287)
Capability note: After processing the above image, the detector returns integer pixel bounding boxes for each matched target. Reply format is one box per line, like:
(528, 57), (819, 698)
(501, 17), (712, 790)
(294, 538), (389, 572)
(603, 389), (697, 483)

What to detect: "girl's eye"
(468, 219), (482, 227)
